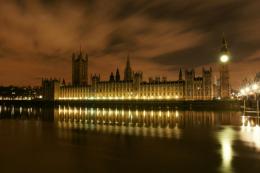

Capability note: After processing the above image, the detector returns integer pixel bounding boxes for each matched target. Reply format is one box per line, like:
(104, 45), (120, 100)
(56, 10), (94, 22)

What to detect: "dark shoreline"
(0, 99), (242, 111)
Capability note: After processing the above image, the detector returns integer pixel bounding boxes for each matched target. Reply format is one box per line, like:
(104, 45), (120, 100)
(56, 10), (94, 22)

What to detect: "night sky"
(0, 0), (260, 88)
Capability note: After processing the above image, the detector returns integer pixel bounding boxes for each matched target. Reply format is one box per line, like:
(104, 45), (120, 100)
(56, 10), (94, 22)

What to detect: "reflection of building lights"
(85, 108), (88, 115)
(175, 110), (179, 118)
(242, 116), (245, 125)
(241, 116), (260, 151)
(74, 108), (77, 114)
(79, 108), (82, 115)
(55, 106), (186, 139)
(128, 109), (131, 117)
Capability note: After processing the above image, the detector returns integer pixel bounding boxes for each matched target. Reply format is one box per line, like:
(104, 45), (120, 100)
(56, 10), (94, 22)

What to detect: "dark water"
(0, 105), (260, 173)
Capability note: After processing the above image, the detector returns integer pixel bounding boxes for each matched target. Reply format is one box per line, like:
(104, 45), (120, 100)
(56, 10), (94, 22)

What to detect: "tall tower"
(115, 68), (120, 82)
(72, 49), (88, 86)
(179, 68), (183, 80)
(219, 36), (230, 99)
(185, 69), (195, 100)
(202, 68), (213, 100)
(124, 55), (133, 81)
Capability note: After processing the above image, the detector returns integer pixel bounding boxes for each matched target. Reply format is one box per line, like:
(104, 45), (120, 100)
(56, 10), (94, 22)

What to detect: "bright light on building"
(245, 87), (250, 93)
(252, 84), (258, 91)
(240, 89), (245, 95)
(220, 54), (229, 63)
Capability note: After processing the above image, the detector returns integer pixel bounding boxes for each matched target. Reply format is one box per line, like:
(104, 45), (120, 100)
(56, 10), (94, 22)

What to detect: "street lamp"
(252, 84), (258, 91)
(245, 87), (250, 93)
(240, 89), (245, 96)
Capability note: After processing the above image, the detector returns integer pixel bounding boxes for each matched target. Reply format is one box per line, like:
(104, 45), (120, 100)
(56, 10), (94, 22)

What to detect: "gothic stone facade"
(42, 56), (213, 100)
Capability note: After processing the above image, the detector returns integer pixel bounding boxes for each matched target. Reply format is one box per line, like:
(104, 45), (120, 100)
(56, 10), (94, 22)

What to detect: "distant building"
(42, 54), (214, 100)
(0, 86), (41, 100)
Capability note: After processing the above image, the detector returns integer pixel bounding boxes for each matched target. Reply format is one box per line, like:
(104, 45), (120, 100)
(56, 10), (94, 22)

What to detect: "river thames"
(0, 105), (259, 173)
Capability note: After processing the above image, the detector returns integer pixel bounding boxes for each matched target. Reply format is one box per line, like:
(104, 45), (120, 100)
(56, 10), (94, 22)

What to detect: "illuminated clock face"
(220, 54), (229, 63)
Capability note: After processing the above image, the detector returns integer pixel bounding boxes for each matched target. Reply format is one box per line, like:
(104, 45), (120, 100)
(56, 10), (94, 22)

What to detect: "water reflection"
(56, 106), (184, 139)
(53, 106), (244, 139)
(1, 105), (260, 172)
(240, 115), (260, 151)
(217, 127), (236, 173)
(56, 106), (241, 127)
(216, 114), (260, 173)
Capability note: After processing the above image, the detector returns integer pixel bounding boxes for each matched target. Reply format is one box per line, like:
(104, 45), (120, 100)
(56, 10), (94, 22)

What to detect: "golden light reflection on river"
(55, 106), (243, 139)
(216, 114), (260, 173)
(56, 106), (184, 139)
(217, 127), (236, 173)
(240, 115), (260, 151)
(1, 105), (260, 172)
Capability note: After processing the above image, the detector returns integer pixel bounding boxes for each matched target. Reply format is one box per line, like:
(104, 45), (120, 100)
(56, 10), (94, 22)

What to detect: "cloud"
(0, 0), (259, 88)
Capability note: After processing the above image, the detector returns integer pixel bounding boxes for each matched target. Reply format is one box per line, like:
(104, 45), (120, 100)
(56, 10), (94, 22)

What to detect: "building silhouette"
(72, 49), (88, 86)
(124, 55), (133, 81)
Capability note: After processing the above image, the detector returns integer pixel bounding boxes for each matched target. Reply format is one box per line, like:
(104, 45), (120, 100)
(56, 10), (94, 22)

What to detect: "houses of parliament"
(42, 38), (231, 101)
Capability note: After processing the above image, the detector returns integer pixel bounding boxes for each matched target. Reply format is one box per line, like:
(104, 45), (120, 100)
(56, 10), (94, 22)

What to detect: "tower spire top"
(124, 53), (133, 81)
(179, 68), (183, 80)
(126, 53), (130, 67)
(221, 33), (228, 52)
(79, 44), (82, 54)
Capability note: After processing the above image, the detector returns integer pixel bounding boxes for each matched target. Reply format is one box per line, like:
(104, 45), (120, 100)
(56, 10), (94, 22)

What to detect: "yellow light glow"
(175, 110), (179, 118)
(220, 54), (229, 63)
(252, 84), (258, 91)
(240, 89), (245, 95)
(241, 117), (260, 151)
(218, 127), (235, 173)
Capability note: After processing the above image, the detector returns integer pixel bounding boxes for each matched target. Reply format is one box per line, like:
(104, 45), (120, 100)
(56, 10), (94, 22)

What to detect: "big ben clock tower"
(219, 36), (231, 99)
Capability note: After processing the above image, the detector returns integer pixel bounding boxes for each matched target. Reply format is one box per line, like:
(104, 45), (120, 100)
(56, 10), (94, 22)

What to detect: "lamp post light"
(252, 83), (259, 115)
(241, 83), (260, 115)
(252, 84), (258, 91)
